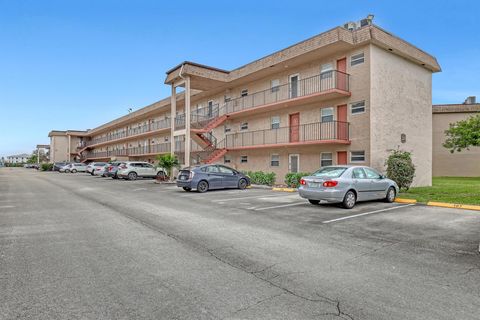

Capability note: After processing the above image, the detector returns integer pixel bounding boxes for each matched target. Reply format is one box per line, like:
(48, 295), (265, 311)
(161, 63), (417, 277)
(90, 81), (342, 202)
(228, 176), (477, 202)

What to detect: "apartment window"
(224, 95), (231, 103)
(271, 116), (280, 129)
(351, 101), (366, 114)
(271, 154), (280, 167)
(351, 151), (366, 162)
(240, 122), (248, 130)
(321, 107), (334, 122)
(224, 155), (231, 164)
(320, 63), (333, 79)
(351, 52), (365, 66)
(241, 89), (248, 97)
(164, 136), (169, 142)
(240, 155), (248, 163)
(321, 153), (333, 167)
(271, 79), (280, 92)
(224, 125), (231, 133)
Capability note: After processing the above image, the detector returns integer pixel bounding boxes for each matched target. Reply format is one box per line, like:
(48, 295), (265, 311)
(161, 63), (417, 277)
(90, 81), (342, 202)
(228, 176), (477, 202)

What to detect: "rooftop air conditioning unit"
(343, 22), (357, 31)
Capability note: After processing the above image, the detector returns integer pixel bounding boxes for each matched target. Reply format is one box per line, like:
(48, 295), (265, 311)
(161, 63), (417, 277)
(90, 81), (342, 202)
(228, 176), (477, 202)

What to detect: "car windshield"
(311, 167), (347, 178)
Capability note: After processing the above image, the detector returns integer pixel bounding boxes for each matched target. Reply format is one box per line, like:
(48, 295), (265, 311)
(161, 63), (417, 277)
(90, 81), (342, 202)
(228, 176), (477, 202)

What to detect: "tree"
(156, 154), (180, 181)
(443, 114), (480, 153)
(385, 150), (415, 191)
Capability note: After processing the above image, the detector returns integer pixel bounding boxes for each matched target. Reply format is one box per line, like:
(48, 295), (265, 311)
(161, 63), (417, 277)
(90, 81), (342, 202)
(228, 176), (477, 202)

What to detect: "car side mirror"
(379, 175), (385, 179)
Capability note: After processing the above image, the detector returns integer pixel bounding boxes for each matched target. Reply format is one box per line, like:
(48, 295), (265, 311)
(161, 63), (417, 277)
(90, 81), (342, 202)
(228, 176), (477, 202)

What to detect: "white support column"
(37, 148), (40, 164)
(184, 76), (191, 167)
(68, 135), (71, 162)
(170, 84), (176, 156)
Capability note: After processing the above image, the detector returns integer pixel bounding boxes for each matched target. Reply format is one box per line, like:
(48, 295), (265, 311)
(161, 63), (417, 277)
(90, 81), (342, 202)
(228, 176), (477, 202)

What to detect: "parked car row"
(53, 161), (396, 208)
(57, 161), (168, 181)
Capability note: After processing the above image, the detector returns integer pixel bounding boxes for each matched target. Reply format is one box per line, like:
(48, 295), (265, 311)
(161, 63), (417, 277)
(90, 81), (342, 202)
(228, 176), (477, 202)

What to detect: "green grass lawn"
(399, 177), (480, 205)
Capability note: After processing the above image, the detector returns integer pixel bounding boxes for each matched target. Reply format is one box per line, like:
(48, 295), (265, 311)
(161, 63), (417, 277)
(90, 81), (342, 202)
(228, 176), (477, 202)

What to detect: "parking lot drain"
(427, 201), (480, 212)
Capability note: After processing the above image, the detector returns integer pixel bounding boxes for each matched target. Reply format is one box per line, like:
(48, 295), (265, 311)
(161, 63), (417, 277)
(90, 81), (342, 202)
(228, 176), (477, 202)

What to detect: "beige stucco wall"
(433, 112), (480, 176)
(50, 135), (69, 162)
(369, 44), (433, 187)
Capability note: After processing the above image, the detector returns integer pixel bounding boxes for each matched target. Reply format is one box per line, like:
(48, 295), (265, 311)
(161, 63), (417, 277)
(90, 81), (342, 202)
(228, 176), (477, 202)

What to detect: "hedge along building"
(69, 17), (440, 186)
(432, 97), (480, 177)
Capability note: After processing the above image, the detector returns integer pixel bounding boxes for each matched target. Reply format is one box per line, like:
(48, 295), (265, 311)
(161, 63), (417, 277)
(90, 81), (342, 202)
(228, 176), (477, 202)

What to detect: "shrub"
(385, 150), (415, 191)
(243, 171), (276, 186)
(284, 172), (311, 188)
(155, 154), (180, 180)
(41, 163), (54, 171)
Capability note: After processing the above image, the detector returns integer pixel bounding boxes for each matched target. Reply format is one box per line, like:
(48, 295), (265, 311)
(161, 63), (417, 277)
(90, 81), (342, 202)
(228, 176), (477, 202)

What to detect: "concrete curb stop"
(426, 201), (480, 212)
(272, 187), (297, 192)
(394, 198), (418, 204)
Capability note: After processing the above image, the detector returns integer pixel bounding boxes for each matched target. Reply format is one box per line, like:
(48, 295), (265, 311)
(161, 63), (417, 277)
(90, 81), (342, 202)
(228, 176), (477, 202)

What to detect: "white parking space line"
(253, 202), (306, 211)
(211, 194), (286, 202)
(322, 204), (415, 224)
(0, 205), (15, 209)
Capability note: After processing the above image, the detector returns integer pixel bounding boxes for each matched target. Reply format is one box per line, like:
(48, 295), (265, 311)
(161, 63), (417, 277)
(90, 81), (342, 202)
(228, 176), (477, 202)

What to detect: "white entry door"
(289, 154), (300, 173)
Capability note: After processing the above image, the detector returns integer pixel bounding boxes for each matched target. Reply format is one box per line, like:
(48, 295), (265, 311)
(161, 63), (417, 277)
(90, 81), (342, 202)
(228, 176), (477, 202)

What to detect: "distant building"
(5, 153), (30, 164)
(432, 96), (480, 177)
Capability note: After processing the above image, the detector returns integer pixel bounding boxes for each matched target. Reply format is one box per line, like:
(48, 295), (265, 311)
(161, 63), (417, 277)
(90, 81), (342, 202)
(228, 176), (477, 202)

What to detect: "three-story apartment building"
(51, 18), (440, 186)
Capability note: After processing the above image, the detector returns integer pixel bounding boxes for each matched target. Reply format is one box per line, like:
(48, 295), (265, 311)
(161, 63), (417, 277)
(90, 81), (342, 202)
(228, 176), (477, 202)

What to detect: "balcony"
(222, 120), (350, 150)
(85, 118), (171, 148)
(223, 70), (349, 116)
(81, 143), (171, 160)
(173, 70), (350, 131)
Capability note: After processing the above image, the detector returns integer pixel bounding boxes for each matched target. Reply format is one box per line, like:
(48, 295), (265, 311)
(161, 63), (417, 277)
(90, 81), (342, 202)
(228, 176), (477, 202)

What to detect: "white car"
(117, 161), (166, 180)
(86, 162), (108, 175)
(93, 164), (109, 177)
(60, 163), (87, 173)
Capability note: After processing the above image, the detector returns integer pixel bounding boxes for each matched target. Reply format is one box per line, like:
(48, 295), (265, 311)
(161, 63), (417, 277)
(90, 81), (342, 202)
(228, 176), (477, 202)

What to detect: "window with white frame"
(321, 107), (334, 122)
(321, 153), (333, 167)
(351, 151), (365, 162)
(270, 154), (280, 166)
(224, 95), (231, 102)
(240, 122), (248, 130)
(224, 155), (231, 164)
(271, 79), (280, 92)
(351, 101), (366, 114)
(350, 52), (365, 66)
(271, 116), (280, 129)
(241, 89), (248, 97)
(240, 155), (248, 163)
(224, 125), (231, 133)
(320, 63), (333, 79)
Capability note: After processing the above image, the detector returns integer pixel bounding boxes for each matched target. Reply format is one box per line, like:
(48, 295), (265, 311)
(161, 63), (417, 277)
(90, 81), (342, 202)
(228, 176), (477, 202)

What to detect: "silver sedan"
(298, 166), (399, 209)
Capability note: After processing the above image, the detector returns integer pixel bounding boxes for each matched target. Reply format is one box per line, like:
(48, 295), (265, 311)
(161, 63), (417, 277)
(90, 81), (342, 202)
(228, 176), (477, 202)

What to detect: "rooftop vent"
(343, 14), (374, 31)
(463, 96), (477, 104)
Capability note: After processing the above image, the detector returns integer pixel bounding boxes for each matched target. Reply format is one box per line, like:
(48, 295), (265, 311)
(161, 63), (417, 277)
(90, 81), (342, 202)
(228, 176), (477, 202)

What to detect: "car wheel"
(238, 178), (247, 190)
(342, 190), (356, 209)
(112, 174), (118, 179)
(385, 187), (396, 203)
(128, 172), (137, 181)
(197, 180), (209, 193)
(308, 199), (320, 205)
(156, 171), (166, 180)
(71, 169), (77, 173)
(65, 169), (70, 173)
(90, 171), (94, 176)
(183, 187), (192, 192)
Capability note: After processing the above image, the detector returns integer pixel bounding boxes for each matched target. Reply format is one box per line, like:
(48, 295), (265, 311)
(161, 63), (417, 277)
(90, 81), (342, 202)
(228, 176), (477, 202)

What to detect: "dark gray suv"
(177, 165), (250, 192)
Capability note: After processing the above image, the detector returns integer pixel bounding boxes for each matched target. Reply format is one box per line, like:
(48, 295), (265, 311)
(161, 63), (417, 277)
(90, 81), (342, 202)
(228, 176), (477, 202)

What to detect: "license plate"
(309, 182), (320, 188)
(180, 176), (187, 180)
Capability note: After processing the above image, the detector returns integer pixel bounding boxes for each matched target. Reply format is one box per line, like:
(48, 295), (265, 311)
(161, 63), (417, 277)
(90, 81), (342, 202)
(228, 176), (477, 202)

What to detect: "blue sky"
(0, 0), (479, 157)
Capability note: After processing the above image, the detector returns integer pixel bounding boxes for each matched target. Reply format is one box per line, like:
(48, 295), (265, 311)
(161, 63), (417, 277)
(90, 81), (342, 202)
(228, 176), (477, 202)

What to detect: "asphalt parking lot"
(1, 168), (479, 319)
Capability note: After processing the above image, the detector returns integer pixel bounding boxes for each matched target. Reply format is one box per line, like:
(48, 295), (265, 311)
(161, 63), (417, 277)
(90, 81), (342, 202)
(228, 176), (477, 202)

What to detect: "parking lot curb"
(395, 198), (417, 204)
(272, 187), (297, 192)
(426, 201), (480, 211)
